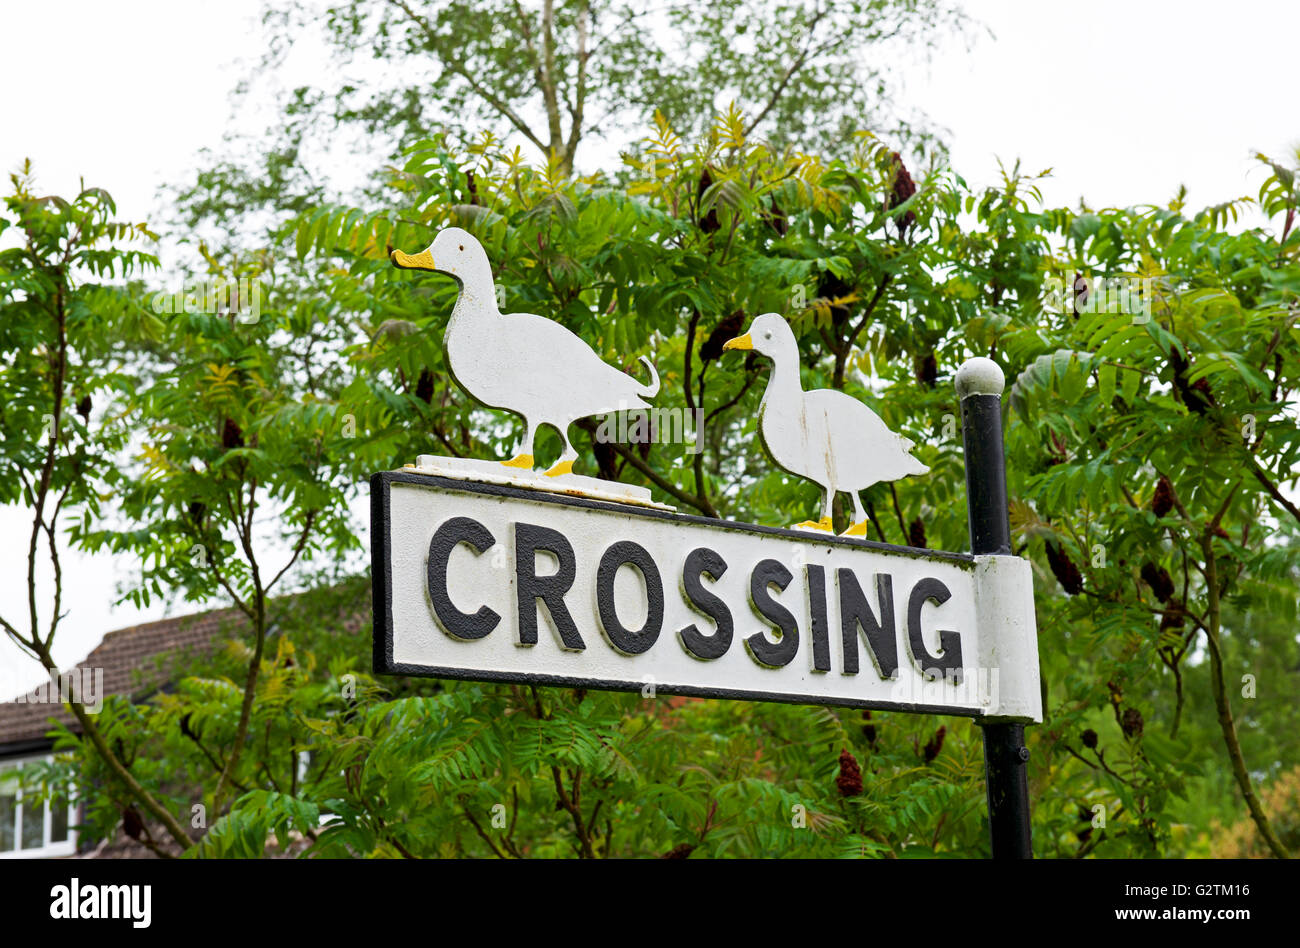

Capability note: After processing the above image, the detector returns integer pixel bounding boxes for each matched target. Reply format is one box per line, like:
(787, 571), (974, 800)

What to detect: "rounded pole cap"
(955, 357), (1005, 398)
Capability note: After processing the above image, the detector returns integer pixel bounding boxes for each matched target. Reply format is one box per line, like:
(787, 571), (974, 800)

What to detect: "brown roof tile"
(0, 608), (246, 749)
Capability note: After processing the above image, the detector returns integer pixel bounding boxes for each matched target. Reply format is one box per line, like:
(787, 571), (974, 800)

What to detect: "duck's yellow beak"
(722, 333), (753, 352)
(391, 248), (437, 271)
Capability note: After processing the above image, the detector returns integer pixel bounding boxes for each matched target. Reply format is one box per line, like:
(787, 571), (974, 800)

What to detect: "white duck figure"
(723, 312), (929, 536)
(392, 227), (659, 477)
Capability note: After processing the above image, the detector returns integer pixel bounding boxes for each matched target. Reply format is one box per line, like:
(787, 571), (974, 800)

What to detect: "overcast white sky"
(1, 0), (1297, 698)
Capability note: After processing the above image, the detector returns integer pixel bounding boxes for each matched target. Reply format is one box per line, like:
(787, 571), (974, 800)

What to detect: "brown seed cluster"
(922, 725), (947, 764)
(592, 438), (619, 481)
(888, 151), (917, 237)
(860, 710), (878, 748)
(415, 367), (435, 404)
(1159, 600), (1186, 634)
(1121, 707), (1144, 739)
(1140, 562), (1174, 602)
(1168, 347), (1216, 415)
(1045, 540), (1083, 595)
(1072, 273), (1088, 318)
(700, 309), (746, 363)
(221, 417), (244, 450)
(836, 747), (864, 797)
(1151, 475), (1174, 517)
(915, 351), (938, 388)
(817, 271), (854, 328)
(122, 806), (144, 841)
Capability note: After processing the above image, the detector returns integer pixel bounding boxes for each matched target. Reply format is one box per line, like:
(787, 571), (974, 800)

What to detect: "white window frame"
(0, 754), (78, 859)
(295, 749), (336, 830)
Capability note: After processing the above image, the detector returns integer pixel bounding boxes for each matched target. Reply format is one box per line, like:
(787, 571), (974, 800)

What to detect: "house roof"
(0, 607), (245, 752)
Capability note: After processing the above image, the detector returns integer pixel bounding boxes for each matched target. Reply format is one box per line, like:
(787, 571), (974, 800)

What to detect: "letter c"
(427, 516), (500, 640)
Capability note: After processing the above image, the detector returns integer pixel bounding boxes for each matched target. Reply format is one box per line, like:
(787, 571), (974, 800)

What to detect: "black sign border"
(371, 469), (983, 718)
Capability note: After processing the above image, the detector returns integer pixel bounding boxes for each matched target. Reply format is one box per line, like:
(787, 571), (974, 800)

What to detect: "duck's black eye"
(459, 244), (464, 251)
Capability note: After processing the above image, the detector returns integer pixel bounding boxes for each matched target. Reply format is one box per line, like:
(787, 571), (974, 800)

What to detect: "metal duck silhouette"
(391, 227), (660, 478)
(723, 312), (929, 536)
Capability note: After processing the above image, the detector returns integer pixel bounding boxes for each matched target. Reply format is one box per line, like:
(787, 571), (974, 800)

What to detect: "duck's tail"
(636, 356), (660, 399)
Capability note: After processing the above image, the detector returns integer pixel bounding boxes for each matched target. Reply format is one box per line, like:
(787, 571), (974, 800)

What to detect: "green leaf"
(1098, 361), (1116, 407)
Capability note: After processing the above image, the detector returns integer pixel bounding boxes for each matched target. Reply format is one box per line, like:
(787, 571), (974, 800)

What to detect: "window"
(0, 756), (77, 858)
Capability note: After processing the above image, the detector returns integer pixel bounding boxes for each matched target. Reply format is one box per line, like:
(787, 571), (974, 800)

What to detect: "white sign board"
(372, 472), (1041, 722)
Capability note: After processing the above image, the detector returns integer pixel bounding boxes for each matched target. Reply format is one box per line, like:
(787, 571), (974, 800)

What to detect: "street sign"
(372, 469), (1040, 721)
(378, 228), (1042, 855)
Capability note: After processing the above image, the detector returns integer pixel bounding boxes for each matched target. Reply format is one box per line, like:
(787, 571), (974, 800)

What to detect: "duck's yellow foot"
(794, 517), (834, 532)
(544, 459), (575, 478)
(841, 520), (870, 537)
(501, 453), (534, 469)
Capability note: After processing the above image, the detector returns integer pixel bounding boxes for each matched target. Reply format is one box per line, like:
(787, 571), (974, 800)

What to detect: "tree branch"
(563, 0), (590, 170)
(603, 438), (718, 517)
(385, 0), (547, 153)
(462, 804), (510, 858)
(743, 10), (836, 135)
(551, 766), (596, 858)
(1200, 528), (1290, 859)
(267, 509), (318, 593)
(834, 273), (891, 389)
(1250, 459), (1300, 526)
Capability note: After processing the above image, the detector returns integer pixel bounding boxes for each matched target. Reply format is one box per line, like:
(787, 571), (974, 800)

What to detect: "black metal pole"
(956, 358), (1033, 860)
